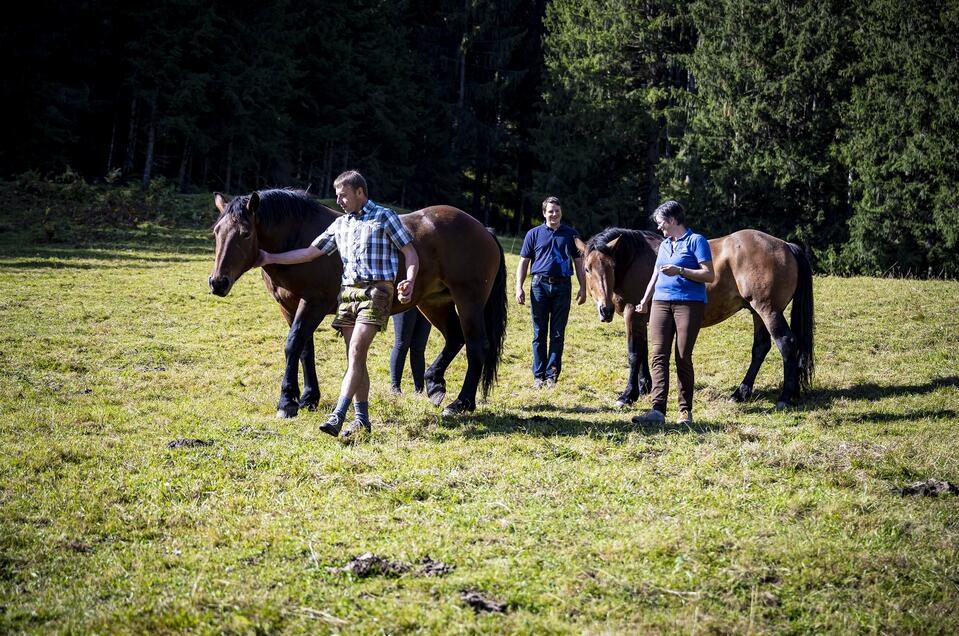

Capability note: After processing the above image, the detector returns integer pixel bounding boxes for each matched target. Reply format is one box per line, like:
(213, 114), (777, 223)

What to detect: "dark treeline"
(3, 0), (957, 276)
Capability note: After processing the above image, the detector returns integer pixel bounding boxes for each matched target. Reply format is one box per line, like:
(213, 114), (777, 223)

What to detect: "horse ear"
(605, 237), (620, 252)
(246, 191), (260, 216)
(575, 237), (588, 257)
(214, 192), (228, 214)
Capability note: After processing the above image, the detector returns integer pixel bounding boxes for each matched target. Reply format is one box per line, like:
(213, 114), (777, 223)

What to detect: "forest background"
(3, 0), (958, 277)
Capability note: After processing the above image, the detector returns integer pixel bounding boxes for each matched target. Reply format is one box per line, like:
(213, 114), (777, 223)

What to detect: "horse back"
(707, 229), (799, 322)
(400, 205), (500, 286)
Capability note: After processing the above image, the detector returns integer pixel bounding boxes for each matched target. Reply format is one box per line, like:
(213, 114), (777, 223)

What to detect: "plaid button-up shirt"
(311, 199), (414, 285)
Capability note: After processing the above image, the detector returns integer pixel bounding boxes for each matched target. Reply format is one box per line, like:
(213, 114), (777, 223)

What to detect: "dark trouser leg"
(648, 301), (675, 414)
(409, 309), (431, 392)
(545, 281), (571, 380)
(673, 301), (705, 414)
(390, 308), (416, 389)
(530, 278), (550, 380)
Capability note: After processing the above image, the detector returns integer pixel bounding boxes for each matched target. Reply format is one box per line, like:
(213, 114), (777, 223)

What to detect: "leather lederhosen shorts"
(331, 281), (395, 331)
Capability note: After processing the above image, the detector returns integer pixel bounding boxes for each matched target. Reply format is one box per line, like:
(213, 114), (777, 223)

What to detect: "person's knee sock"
(333, 395), (351, 422)
(354, 400), (370, 424)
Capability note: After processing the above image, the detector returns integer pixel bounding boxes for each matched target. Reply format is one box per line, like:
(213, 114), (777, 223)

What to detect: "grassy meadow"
(1, 197), (959, 634)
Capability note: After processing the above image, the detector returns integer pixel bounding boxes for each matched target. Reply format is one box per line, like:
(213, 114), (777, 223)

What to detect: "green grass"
(1, 207), (958, 634)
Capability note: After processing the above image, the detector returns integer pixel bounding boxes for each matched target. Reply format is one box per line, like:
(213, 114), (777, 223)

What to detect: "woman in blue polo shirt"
(633, 201), (714, 425)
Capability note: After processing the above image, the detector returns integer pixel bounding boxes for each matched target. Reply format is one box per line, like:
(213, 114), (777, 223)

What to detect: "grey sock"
(354, 400), (370, 424)
(333, 395), (351, 421)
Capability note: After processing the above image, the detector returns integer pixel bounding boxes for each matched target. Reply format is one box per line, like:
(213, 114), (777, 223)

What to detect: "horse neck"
(614, 232), (660, 278)
(256, 210), (336, 253)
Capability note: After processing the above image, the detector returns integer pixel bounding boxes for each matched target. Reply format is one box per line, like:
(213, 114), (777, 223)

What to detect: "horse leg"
(754, 306), (798, 409)
(616, 306), (650, 407)
(418, 301), (465, 407)
(730, 310), (772, 402)
(298, 333), (320, 411)
(277, 301), (325, 419)
(442, 296), (488, 416)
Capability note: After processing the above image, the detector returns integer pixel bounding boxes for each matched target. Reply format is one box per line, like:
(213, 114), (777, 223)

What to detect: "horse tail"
(787, 242), (815, 393)
(481, 235), (508, 399)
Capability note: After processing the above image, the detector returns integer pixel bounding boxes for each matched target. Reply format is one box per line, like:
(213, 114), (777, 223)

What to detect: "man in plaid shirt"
(256, 170), (419, 439)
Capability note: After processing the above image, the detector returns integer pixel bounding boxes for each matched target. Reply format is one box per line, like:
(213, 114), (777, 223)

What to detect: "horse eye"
(240, 230), (251, 239)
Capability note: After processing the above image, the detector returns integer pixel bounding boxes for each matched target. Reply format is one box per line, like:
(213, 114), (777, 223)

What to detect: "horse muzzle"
(209, 275), (233, 297)
(597, 303), (614, 322)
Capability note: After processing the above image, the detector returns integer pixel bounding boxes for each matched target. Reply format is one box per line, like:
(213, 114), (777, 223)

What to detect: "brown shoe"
(677, 410), (693, 425)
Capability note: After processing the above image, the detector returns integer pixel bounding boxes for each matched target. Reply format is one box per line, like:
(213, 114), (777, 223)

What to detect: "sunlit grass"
(1, 218), (958, 633)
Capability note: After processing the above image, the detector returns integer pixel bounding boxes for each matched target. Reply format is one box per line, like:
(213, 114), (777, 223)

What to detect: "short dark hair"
(542, 196), (561, 212)
(652, 200), (685, 225)
(334, 170), (368, 196)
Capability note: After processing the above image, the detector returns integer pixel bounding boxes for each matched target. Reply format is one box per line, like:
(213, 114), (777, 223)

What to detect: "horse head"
(582, 236), (619, 322)
(209, 192), (262, 296)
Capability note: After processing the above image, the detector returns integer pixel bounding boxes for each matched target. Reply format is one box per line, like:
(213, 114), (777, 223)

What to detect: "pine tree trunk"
(178, 142), (192, 192)
(123, 94), (138, 175)
(106, 108), (117, 176)
(645, 133), (660, 220)
(141, 94), (158, 187)
(483, 170), (491, 227)
(225, 138), (234, 194)
(322, 140), (333, 197)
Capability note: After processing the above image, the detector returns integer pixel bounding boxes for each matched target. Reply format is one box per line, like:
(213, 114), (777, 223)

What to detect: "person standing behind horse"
(633, 200), (714, 425)
(390, 307), (431, 394)
(515, 196), (587, 388)
(255, 170), (418, 438)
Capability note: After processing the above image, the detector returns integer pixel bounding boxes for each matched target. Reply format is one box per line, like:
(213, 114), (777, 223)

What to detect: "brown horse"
(580, 228), (814, 409)
(209, 189), (507, 418)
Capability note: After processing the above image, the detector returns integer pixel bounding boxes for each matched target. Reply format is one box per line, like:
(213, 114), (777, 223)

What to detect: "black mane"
(224, 188), (339, 229)
(586, 227), (661, 255)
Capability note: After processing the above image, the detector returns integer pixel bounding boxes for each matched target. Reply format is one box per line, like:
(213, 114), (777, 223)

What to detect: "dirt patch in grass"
(166, 438), (213, 449)
(898, 479), (959, 497)
(460, 589), (506, 613)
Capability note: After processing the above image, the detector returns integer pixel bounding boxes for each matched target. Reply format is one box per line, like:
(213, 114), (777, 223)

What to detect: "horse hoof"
(729, 385), (752, 403)
(614, 400), (629, 409)
(276, 409), (297, 419)
(428, 389), (446, 407)
(441, 399), (473, 416)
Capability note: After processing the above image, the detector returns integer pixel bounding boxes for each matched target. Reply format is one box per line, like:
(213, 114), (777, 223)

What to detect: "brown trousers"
(649, 300), (705, 415)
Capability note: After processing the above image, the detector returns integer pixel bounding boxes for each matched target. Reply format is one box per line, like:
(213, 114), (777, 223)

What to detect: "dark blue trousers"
(530, 276), (572, 381)
(390, 308), (431, 392)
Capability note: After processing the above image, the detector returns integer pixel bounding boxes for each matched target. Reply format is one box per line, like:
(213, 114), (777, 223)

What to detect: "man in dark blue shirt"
(515, 196), (586, 388)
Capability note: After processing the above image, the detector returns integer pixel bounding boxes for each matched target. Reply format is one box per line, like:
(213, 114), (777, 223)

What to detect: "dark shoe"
(341, 418), (371, 439)
(390, 385), (402, 396)
(532, 378), (544, 389)
(631, 409), (665, 424)
(319, 413), (343, 437)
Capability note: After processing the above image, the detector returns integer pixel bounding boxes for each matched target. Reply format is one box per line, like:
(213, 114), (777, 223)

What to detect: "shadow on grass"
(445, 412), (724, 440)
(0, 256), (204, 271)
(734, 376), (959, 415)
(523, 403), (608, 415)
(809, 409), (958, 427)
(0, 227), (214, 260)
